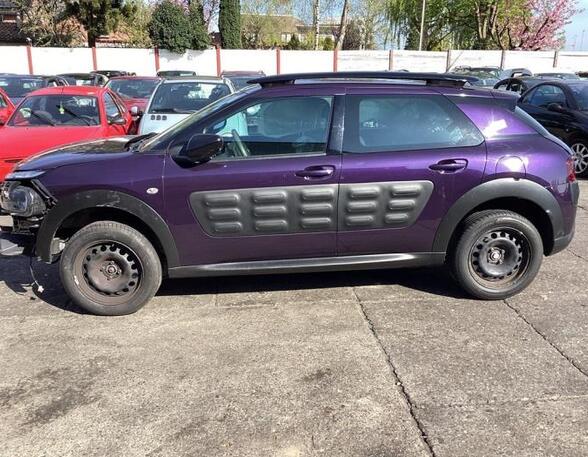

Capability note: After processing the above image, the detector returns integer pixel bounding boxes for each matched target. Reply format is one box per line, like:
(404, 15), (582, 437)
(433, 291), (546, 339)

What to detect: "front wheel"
(60, 221), (162, 316)
(451, 210), (543, 300)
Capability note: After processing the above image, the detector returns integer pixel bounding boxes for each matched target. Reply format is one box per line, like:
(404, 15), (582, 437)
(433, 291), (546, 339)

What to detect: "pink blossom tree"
(502, 0), (578, 50)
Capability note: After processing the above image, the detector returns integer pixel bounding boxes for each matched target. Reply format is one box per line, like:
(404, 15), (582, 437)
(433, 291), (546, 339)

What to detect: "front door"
(163, 94), (342, 267)
(338, 88), (487, 256)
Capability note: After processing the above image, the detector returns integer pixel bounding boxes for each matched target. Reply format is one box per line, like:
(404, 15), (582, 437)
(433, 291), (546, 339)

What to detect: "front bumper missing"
(0, 230), (34, 257)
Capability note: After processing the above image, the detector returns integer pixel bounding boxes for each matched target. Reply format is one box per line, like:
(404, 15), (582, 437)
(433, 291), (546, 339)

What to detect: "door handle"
(296, 165), (335, 179)
(429, 159), (468, 173)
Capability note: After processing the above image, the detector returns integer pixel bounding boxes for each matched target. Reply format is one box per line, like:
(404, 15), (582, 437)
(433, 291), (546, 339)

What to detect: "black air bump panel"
(190, 185), (338, 236)
(339, 181), (433, 231)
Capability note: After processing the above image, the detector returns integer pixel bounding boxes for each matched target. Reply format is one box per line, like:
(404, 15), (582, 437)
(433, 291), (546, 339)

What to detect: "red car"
(0, 88), (15, 126)
(0, 85), (133, 180)
(105, 76), (161, 114)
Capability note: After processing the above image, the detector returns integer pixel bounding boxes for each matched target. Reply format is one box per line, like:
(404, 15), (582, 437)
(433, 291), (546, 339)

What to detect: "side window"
(104, 92), (122, 119)
(203, 96), (333, 159)
(0, 95), (6, 108)
(526, 85), (568, 108)
(343, 95), (484, 154)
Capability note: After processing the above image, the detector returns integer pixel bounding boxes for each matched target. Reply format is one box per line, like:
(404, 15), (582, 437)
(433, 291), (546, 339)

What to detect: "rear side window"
(343, 94), (484, 154)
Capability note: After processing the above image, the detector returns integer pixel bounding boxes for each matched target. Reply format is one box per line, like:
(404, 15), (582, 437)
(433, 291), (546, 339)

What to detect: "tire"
(570, 138), (588, 178)
(450, 210), (543, 300)
(59, 221), (162, 316)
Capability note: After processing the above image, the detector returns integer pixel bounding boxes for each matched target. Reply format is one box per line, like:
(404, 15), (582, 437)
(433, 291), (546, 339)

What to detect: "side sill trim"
(168, 252), (446, 278)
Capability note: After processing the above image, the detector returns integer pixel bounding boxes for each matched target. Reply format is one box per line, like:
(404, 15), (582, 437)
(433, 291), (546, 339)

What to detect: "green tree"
(148, 0), (192, 53)
(219, 0), (242, 48)
(188, 0), (211, 50)
(65, 0), (126, 47)
(119, 0), (153, 47)
(322, 36), (334, 50)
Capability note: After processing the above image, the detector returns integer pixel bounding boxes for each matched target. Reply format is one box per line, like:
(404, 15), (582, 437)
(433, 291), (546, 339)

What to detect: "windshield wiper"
(57, 105), (91, 126)
(29, 110), (55, 126)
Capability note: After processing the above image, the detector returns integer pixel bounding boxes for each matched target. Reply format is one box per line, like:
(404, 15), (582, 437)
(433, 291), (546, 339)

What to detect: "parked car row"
(0, 71), (580, 317)
(0, 71), (263, 181)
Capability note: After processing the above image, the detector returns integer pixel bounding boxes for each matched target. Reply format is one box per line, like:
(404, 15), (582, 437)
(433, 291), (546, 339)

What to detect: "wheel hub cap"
(470, 229), (528, 284)
(81, 242), (141, 297)
(571, 143), (588, 174)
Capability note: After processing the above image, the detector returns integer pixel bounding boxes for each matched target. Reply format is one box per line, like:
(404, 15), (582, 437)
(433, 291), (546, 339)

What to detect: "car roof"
(108, 76), (161, 81)
(26, 85), (108, 97)
(160, 76), (226, 83)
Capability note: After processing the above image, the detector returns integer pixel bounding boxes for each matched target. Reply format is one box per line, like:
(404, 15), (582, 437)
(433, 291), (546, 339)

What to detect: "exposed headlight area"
(0, 181), (47, 217)
(5, 170), (46, 180)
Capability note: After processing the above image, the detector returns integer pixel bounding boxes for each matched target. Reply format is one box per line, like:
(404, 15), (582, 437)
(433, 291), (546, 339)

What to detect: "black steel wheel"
(451, 210), (543, 300)
(75, 240), (143, 305)
(60, 221), (162, 315)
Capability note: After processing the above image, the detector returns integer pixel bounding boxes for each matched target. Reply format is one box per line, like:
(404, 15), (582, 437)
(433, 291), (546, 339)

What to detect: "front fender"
(432, 178), (563, 253)
(35, 190), (179, 267)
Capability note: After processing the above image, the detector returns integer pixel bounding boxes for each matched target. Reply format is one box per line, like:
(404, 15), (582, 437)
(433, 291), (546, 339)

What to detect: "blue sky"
(565, 0), (588, 50)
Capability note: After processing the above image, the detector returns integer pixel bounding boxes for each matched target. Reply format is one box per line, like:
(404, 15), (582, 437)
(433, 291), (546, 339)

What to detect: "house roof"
(0, 1), (26, 44)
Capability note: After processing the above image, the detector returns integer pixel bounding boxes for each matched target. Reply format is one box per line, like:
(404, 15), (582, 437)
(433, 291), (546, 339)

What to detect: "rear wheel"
(570, 138), (588, 177)
(60, 221), (162, 315)
(451, 210), (543, 300)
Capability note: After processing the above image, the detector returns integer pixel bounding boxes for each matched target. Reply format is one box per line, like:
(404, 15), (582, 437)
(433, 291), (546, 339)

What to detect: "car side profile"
(0, 72), (579, 316)
(517, 80), (588, 176)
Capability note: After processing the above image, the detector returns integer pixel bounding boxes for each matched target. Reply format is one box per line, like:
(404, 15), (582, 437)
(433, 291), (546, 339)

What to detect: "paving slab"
(417, 398), (588, 457)
(360, 297), (588, 407)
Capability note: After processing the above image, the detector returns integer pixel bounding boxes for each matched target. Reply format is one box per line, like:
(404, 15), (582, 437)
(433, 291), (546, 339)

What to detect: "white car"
(138, 76), (235, 134)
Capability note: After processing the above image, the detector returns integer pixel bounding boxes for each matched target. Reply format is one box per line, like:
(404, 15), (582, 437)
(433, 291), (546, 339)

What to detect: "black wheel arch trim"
(35, 190), (179, 267)
(432, 178), (564, 255)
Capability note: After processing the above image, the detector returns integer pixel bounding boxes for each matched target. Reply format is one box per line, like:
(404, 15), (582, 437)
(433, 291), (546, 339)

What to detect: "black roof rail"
(248, 71), (477, 88)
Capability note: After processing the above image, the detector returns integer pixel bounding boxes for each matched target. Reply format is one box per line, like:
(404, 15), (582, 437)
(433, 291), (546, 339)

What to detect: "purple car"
(0, 72), (580, 315)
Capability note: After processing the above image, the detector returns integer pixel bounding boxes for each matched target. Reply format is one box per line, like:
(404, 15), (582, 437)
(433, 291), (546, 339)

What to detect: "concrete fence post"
(215, 46), (222, 76)
(500, 49), (507, 68)
(276, 48), (281, 75)
(154, 47), (160, 73)
(553, 50), (559, 68)
(91, 47), (98, 71)
(388, 50), (394, 71)
(446, 49), (452, 71)
(26, 45), (34, 75)
(333, 49), (338, 72)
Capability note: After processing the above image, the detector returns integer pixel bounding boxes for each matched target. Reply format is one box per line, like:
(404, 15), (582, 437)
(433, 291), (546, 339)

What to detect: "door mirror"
(547, 102), (568, 114)
(108, 115), (127, 125)
(130, 106), (142, 117)
(178, 134), (223, 164)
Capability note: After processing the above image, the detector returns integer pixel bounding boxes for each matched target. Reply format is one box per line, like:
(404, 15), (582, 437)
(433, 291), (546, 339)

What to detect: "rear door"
(338, 87), (487, 256)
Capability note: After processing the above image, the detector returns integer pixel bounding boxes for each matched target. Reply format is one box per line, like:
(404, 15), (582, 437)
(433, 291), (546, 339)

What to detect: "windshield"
(140, 86), (256, 151)
(570, 84), (588, 110)
(0, 77), (44, 98)
(9, 95), (100, 126)
(148, 81), (231, 113)
(107, 79), (159, 99)
(62, 75), (95, 86)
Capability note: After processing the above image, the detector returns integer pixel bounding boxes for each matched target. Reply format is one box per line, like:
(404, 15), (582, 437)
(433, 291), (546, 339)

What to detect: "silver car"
(138, 76), (235, 134)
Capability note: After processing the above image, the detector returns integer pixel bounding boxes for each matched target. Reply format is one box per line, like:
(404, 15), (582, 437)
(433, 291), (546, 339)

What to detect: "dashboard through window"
(203, 96), (333, 160)
(343, 94), (484, 153)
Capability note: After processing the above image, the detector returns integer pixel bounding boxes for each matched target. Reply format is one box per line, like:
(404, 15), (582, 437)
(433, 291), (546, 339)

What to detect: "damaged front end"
(0, 171), (55, 257)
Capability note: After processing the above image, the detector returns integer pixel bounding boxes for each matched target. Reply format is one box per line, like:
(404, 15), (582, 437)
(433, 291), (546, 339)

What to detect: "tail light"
(566, 156), (576, 182)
